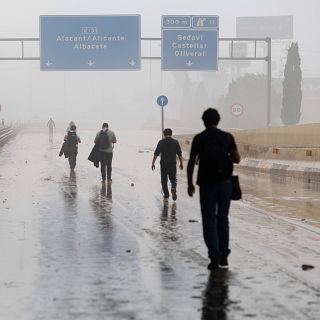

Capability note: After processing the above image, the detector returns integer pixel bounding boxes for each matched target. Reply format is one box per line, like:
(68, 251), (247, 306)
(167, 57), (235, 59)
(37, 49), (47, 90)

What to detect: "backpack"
(67, 131), (78, 149)
(98, 130), (111, 149)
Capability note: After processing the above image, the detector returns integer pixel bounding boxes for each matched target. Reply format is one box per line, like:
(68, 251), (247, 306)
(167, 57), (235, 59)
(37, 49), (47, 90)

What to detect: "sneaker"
(107, 178), (112, 183)
(163, 197), (169, 204)
(220, 256), (228, 269)
(171, 188), (177, 201)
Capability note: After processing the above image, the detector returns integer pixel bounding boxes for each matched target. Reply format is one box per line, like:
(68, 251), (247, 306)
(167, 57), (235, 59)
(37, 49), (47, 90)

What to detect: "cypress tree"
(281, 42), (302, 125)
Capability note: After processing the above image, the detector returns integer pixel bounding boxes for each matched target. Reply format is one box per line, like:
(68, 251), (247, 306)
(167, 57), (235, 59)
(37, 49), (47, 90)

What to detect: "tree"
(217, 73), (281, 129)
(281, 42), (302, 125)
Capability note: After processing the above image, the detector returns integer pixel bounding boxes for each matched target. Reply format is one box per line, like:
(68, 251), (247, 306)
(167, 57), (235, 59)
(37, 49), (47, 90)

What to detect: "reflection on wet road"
(0, 130), (320, 319)
(238, 169), (320, 228)
(201, 270), (229, 320)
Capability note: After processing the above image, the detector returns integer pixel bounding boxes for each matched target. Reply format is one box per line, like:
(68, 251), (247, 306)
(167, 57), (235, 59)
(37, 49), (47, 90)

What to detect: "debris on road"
(302, 264), (315, 271)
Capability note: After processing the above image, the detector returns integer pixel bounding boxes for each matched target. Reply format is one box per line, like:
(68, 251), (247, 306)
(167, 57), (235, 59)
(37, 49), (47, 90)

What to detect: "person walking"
(187, 108), (240, 270)
(47, 117), (55, 143)
(64, 124), (81, 170)
(94, 123), (117, 182)
(152, 128), (183, 202)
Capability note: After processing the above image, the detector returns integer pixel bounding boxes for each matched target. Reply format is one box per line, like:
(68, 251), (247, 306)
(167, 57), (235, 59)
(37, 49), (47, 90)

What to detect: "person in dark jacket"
(64, 125), (81, 170)
(152, 128), (183, 202)
(94, 123), (117, 182)
(88, 144), (100, 168)
(187, 108), (240, 270)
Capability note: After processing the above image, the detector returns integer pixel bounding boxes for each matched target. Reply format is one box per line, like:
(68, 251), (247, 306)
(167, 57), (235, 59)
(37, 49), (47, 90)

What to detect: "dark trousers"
(100, 151), (113, 180)
(68, 151), (77, 169)
(199, 180), (232, 261)
(160, 162), (177, 198)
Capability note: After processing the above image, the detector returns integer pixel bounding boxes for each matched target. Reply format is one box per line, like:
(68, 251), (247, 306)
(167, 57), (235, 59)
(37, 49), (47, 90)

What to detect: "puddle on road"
(238, 169), (320, 228)
(2, 131), (320, 319)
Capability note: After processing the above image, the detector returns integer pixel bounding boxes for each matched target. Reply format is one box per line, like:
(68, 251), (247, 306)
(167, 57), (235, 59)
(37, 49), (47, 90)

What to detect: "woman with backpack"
(64, 124), (81, 171)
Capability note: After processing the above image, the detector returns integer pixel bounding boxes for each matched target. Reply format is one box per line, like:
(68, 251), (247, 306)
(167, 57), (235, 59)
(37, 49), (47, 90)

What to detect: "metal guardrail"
(0, 37), (270, 61)
(0, 126), (19, 146)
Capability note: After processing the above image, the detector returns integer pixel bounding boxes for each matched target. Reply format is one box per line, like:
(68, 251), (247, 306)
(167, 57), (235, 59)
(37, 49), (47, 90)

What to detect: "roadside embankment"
(175, 123), (320, 183)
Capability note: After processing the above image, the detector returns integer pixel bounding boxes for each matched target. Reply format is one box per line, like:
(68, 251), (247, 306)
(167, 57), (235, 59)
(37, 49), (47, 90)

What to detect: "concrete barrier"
(175, 123), (320, 183)
(238, 158), (320, 183)
(230, 123), (320, 148)
(231, 123), (320, 161)
(176, 123), (320, 162)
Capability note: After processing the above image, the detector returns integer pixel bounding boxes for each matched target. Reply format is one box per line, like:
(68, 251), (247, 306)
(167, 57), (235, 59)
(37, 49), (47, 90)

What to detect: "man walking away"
(94, 123), (117, 182)
(187, 108), (240, 270)
(152, 128), (183, 202)
(64, 125), (81, 170)
(47, 117), (55, 143)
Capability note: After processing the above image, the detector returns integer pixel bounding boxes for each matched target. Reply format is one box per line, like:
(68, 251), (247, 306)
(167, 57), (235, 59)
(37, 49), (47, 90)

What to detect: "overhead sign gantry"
(0, 16), (272, 127)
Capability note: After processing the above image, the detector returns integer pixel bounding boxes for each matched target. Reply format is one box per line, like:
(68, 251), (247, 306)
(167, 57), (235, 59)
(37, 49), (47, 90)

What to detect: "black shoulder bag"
(231, 175), (242, 200)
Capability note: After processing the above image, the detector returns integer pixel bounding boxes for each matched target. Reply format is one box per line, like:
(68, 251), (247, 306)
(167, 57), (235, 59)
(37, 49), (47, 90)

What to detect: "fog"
(2, 3), (320, 318)
(1, 0), (320, 130)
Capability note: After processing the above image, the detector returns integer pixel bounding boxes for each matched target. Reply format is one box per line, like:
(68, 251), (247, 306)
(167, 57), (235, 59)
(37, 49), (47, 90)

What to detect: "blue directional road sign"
(157, 95), (168, 107)
(162, 15), (219, 71)
(40, 15), (141, 71)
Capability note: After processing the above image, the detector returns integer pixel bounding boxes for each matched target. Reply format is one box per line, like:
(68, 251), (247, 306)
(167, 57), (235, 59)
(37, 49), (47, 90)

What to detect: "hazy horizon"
(1, 1), (320, 129)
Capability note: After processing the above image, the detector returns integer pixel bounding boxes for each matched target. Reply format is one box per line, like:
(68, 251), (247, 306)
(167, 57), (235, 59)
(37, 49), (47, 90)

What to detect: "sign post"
(162, 15), (219, 71)
(157, 95), (168, 138)
(40, 15), (141, 71)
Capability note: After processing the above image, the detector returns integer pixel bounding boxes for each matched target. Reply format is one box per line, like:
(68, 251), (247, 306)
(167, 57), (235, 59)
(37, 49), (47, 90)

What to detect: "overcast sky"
(0, 0), (320, 127)
(0, 0), (319, 75)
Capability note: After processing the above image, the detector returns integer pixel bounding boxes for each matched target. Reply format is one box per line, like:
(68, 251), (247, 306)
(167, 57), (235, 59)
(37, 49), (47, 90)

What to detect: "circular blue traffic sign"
(157, 95), (168, 107)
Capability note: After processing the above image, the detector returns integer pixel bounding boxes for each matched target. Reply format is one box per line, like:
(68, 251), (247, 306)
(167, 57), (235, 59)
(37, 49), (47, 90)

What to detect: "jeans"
(160, 162), (177, 198)
(199, 180), (232, 261)
(100, 151), (113, 180)
(68, 151), (77, 169)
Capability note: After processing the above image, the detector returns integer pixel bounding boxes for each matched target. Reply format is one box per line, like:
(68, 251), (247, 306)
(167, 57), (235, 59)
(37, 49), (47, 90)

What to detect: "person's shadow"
(90, 182), (113, 235)
(62, 170), (78, 206)
(201, 269), (230, 320)
(101, 181), (112, 201)
(160, 202), (178, 242)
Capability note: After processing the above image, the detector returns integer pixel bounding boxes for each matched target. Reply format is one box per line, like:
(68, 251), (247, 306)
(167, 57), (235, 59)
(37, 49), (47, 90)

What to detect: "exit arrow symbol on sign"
(186, 61), (193, 67)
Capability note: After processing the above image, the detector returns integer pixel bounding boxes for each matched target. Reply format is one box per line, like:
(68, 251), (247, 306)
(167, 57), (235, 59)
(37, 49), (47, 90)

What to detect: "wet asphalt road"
(0, 130), (320, 320)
